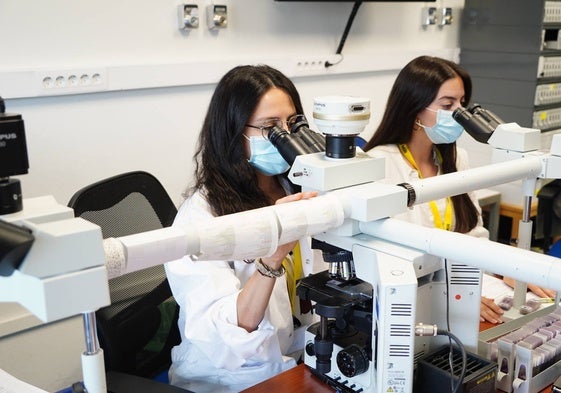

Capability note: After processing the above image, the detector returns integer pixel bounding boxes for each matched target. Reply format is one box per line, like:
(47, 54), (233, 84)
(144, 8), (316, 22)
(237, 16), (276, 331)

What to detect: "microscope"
(268, 99), (561, 393)
(0, 98), (111, 393)
(3, 96), (561, 393)
(0, 96), (29, 215)
(264, 96), (483, 393)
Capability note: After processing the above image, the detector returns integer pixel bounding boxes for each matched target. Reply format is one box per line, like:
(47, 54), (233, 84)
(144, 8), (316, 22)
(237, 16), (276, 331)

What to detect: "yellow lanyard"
(283, 241), (303, 314)
(398, 144), (453, 231)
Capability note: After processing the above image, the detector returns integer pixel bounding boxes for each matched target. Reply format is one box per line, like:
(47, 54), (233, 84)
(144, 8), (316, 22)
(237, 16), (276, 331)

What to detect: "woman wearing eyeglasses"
(165, 64), (321, 393)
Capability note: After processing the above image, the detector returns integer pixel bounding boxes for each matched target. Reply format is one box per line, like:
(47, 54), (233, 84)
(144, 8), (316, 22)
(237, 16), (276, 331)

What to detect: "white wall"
(1, 0), (463, 207)
(0, 0), (465, 391)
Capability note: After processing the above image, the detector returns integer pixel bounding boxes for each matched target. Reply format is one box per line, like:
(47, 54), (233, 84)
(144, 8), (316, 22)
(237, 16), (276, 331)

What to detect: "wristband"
(255, 257), (285, 278)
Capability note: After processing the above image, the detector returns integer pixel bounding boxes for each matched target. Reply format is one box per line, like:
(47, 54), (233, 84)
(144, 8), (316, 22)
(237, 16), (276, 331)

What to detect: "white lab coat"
(165, 190), (320, 393)
(368, 144), (489, 238)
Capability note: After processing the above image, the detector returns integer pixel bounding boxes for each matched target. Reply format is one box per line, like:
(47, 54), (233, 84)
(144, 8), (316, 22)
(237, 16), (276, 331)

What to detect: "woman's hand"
(480, 297), (503, 324)
(503, 277), (557, 299)
(276, 191), (319, 204)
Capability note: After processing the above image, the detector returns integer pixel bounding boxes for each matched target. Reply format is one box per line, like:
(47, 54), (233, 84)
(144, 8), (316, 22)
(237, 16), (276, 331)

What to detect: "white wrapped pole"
(360, 218), (561, 292)
(408, 156), (543, 205)
(105, 193), (346, 276)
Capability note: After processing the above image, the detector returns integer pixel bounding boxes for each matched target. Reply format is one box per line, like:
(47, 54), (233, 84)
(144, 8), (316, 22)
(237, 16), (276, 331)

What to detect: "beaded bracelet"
(255, 257), (285, 278)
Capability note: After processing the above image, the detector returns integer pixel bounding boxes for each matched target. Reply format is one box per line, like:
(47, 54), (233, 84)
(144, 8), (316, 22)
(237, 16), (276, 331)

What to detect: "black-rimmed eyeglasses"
(245, 114), (307, 140)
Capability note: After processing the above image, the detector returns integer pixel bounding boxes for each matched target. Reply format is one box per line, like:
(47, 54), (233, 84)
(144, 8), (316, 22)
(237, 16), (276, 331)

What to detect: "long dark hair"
(188, 64), (304, 217)
(364, 56), (478, 233)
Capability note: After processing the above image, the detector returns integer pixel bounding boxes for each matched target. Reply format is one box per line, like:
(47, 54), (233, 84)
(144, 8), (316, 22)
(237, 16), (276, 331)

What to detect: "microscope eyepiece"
(267, 126), (314, 166)
(288, 114), (309, 134)
(469, 103), (505, 129)
(289, 115), (326, 153)
(452, 105), (499, 144)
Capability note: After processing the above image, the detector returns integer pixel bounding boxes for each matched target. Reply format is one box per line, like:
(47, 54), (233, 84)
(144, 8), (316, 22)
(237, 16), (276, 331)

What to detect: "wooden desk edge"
(240, 363), (332, 393)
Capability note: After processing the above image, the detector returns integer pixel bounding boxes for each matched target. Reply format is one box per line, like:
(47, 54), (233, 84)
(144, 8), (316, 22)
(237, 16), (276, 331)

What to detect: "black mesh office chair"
(536, 179), (561, 254)
(68, 171), (181, 380)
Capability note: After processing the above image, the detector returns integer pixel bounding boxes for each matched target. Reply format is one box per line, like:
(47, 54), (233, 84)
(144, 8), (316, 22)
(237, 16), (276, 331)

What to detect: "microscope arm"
(361, 217), (561, 292)
(404, 155), (544, 205)
(107, 151), (558, 289)
(102, 193), (347, 278)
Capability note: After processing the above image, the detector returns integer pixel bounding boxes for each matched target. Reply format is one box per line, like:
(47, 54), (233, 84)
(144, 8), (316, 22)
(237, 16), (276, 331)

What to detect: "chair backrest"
(68, 171), (181, 379)
(536, 179), (561, 253)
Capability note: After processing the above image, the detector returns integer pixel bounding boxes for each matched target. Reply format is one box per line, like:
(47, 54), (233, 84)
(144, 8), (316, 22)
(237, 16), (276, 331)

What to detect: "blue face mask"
(245, 136), (290, 176)
(417, 109), (464, 144)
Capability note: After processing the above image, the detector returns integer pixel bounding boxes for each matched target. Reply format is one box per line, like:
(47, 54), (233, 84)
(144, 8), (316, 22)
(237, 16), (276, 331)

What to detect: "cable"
(436, 329), (467, 393)
(325, 1), (363, 68)
(443, 258), (453, 392)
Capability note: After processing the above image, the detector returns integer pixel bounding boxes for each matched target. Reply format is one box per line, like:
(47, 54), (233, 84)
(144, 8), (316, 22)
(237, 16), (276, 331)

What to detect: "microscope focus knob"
(305, 342), (315, 357)
(336, 344), (369, 377)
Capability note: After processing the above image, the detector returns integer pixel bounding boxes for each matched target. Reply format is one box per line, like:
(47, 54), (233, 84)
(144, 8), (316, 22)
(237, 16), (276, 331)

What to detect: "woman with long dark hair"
(165, 65), (319, 392)
(364, 56), (506, 323)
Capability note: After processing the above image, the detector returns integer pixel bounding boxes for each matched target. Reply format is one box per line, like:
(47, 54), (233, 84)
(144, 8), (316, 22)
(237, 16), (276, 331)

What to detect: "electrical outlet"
(294, 58), (329, 75)
(178, 4), (199, 29)
(36, 68), (107, 95)
(207, 5), (227, 30)
(421, 7), (438, 27)
(440, 7), (453, 26)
